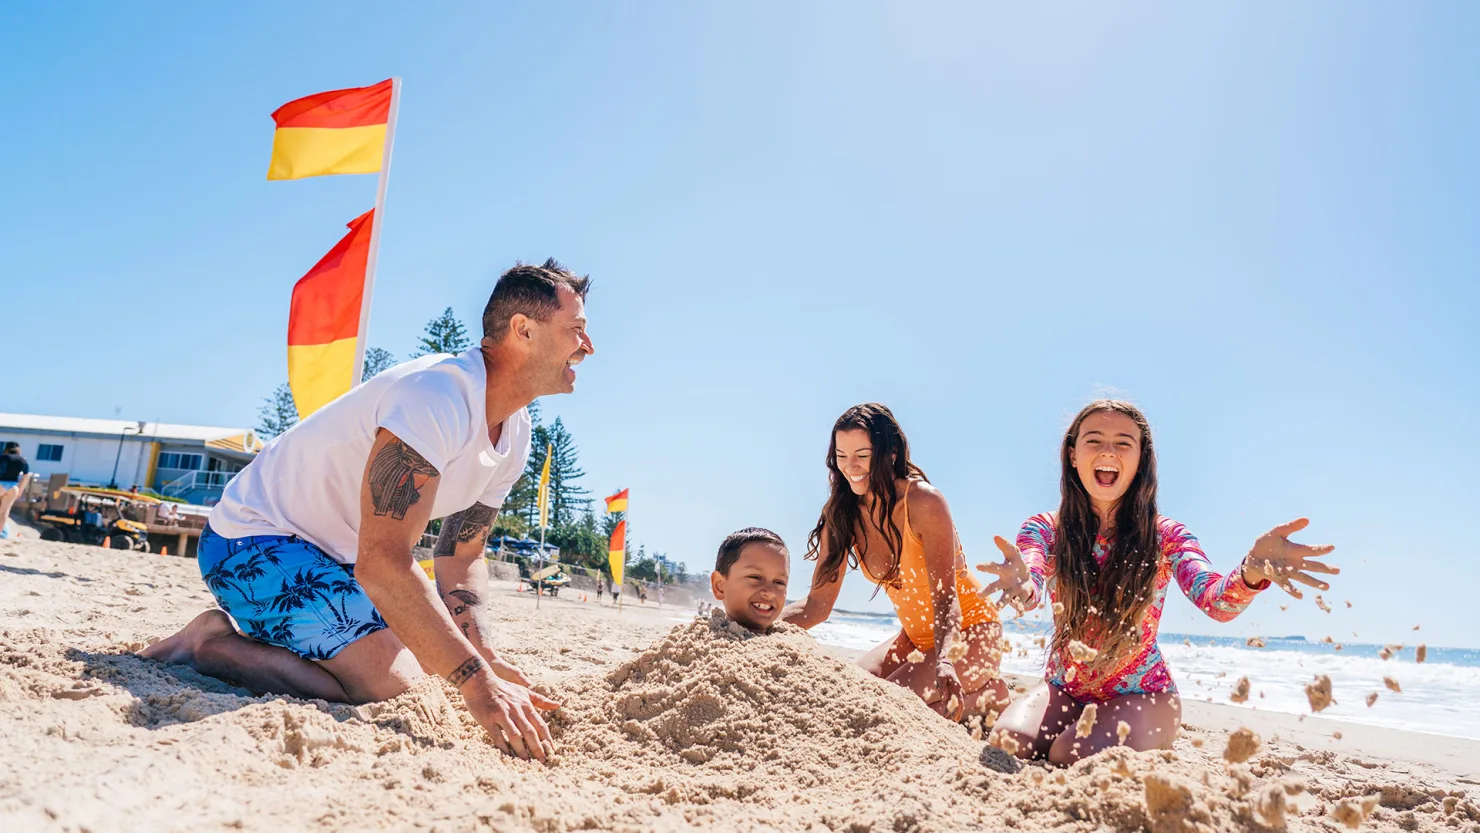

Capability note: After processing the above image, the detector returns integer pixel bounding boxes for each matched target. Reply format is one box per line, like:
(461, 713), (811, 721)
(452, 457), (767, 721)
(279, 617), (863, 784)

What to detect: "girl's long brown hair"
(1052, 400), (1161, 677)
(806, 403), (926, 588)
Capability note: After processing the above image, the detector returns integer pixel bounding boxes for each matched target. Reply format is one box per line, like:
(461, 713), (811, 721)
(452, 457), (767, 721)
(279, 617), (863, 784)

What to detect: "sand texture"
(3, 538), (1478, 832)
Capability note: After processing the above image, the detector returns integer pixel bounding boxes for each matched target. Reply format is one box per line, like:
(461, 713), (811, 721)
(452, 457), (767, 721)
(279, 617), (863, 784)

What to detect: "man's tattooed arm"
(444, 588), (485, 640)
(446, 655), (487, 688)
(367, 439), (439, 520)
(432, 502), (495, 558)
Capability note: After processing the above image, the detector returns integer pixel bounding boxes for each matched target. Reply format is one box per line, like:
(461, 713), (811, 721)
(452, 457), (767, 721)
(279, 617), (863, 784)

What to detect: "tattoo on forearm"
(433, 502), (494, 558)
(444, 588), (484, 639)
(447, 655), (486, 688)
(368, 439), (439, 520)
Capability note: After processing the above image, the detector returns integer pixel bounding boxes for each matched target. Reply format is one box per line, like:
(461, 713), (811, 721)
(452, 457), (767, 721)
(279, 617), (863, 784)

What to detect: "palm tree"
(302, 644), (335, 661)
(203, 559), (246, 600)
(354, 609), (387, 638)
(232, 552), (271, 612)
(268, 621), (296, 645)
(272, 568), (333, 615)
(326, 576), (360, 625)
(243, 619), (273, 643)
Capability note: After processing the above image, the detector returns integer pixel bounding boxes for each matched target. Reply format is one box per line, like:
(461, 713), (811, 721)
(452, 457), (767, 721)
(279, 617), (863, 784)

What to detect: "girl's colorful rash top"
(1015, 512), (1267, 702)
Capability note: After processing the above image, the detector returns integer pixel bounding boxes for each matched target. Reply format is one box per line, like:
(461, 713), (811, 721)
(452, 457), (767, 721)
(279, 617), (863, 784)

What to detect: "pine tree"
(546, 417), (591, 527)
(257, 383), (298, 438)
(363, 346), (396, 379)
(414, 307), (471, 356)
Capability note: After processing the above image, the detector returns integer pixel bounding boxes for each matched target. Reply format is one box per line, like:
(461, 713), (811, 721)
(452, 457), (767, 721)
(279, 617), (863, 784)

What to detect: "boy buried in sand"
(710, 528), (789, 632)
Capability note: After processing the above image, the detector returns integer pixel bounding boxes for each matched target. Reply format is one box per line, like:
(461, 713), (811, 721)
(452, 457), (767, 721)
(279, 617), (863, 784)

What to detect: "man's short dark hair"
(716, 527), (787, 575)
(2, 442), (18, 453)
(482, 258), (591, 342)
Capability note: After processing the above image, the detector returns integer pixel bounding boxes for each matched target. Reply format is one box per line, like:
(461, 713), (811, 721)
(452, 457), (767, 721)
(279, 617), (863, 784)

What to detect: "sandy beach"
(2, 535), (1477, 832)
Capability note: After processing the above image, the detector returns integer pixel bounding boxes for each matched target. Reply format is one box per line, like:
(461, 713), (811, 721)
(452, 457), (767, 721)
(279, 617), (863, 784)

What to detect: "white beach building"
(0, 413), (264, 506)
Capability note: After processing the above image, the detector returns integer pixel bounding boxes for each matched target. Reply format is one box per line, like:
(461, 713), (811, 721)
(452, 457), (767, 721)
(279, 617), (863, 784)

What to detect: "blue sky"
(3, 3), (1476, 647)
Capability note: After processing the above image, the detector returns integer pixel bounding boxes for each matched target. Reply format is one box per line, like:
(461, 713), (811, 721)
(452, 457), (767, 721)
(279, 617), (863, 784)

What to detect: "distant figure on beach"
(979, 400), (1338, 764)
(0, 442), (31, 531)
(140, 260), (594, 762)
(782, 403), (1009, 721)
(710, 527), (789, 632)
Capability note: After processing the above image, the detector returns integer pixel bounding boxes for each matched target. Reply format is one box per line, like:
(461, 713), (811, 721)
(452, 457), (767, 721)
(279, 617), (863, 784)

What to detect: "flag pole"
(536, 518), (545, 611)
(352, 76), (400, 386)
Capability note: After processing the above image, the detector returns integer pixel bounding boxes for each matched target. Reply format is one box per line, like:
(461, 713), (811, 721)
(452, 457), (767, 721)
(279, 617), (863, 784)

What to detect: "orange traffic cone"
(161, 546), (168, 556)
(101, 536), (110, 549)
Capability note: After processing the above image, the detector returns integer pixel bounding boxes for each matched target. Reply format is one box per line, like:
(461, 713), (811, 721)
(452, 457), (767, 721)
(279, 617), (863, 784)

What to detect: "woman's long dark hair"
(1052, 399), (1160, 676)
(806, 403), (926, 588)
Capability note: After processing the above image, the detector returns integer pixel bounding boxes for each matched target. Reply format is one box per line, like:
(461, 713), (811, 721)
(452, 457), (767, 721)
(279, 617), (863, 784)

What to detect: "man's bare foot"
(137, 609), (350, 702)
(138, 609), (236, 665)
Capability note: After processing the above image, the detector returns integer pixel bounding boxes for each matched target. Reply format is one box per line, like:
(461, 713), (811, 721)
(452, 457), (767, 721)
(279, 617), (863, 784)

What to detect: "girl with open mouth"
(978, 399), (1338, 764)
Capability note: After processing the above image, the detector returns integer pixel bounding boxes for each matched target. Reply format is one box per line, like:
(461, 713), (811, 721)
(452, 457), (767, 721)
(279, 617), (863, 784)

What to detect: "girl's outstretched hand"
(1241, 518), (1338, 599)
(976, 536), (1034, 611)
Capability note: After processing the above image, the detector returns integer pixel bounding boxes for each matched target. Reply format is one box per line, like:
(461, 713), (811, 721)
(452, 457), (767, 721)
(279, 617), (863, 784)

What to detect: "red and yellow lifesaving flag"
(604, 488), (629, 514)
(287, 209), (375, 418)
(536, 444), (553, 530)
(268, 79), (393, 180)
(608, 520), (626, 586)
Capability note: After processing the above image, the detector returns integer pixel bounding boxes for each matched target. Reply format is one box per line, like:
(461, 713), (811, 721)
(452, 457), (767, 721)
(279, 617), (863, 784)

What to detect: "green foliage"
(256, 383), (298, 439)
(363, 346), (396, 379)
(545, 417), (591, 527)
(545, 509), (607, 571)
(414, 307), (472, 357)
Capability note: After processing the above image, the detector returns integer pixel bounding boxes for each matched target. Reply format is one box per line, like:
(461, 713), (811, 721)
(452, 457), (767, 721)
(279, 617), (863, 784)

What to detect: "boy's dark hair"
(2, 442), (18, 453)
(716, 527), (787, 575)
(482, 258), (591, 342)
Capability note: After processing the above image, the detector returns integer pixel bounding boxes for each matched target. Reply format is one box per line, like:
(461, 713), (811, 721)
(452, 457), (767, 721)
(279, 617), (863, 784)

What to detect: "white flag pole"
(352, 77), (400, 386)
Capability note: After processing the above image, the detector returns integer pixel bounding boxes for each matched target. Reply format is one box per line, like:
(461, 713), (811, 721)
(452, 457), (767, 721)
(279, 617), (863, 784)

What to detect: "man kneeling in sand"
(142, 260), (594, 762)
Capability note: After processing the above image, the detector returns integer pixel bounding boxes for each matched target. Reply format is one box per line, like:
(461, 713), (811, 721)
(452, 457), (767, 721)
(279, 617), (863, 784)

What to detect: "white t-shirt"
(210, 348), (531, 564)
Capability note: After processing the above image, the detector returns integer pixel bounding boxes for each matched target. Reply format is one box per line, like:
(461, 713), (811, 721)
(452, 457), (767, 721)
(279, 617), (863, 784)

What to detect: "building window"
(37, 444), (64, 462)
(157, 452), (203, 470)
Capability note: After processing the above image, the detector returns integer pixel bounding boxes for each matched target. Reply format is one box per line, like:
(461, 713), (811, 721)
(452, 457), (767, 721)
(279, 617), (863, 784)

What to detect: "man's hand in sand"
(486, 653), (540, 689)
(976, 536), (1033, 612)
(1240, 518), (1338, 600)
(455, 659), (560, 762)
(932, 660), (966, 721)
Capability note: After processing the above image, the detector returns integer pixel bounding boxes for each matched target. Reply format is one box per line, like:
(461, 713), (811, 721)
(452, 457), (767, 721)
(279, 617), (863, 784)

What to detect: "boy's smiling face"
(710, 542), (789, 631)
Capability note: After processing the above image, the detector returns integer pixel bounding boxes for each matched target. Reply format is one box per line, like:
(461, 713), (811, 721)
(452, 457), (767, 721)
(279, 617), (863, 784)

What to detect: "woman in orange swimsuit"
(782, 403), (1010, 721)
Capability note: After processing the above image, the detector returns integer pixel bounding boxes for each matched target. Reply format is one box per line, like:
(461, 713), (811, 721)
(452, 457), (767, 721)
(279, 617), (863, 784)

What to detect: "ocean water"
(808, 609), (1480, 740)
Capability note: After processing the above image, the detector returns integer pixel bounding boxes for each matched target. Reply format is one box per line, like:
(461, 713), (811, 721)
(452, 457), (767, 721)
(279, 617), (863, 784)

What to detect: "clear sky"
(3, 3), (1476, 647)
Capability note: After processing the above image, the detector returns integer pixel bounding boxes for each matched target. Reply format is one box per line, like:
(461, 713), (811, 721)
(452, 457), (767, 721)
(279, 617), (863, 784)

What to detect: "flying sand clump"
(1229, 676), (1250, 704)
(1305, 675), (1335, 712)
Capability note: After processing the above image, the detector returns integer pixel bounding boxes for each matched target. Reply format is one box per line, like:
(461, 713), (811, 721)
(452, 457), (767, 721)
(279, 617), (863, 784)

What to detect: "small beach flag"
(604, 488), (629, 514)
(536, 444), (553, 530)
(267, 79), (393, 180)
(608, 520), (626, 586)
(287, 210), (375, 418)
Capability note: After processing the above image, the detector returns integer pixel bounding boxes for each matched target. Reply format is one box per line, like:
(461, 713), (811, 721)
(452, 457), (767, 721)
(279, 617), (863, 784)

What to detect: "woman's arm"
(1165, 520), (1264, 622)
(908, 482), (969, 719)
(780, 538), (843, 630)
(907, 482), (965, 660)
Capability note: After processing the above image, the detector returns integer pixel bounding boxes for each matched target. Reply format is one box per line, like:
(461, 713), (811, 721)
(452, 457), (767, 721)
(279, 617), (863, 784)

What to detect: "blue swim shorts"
(197, 524), (386, 661)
